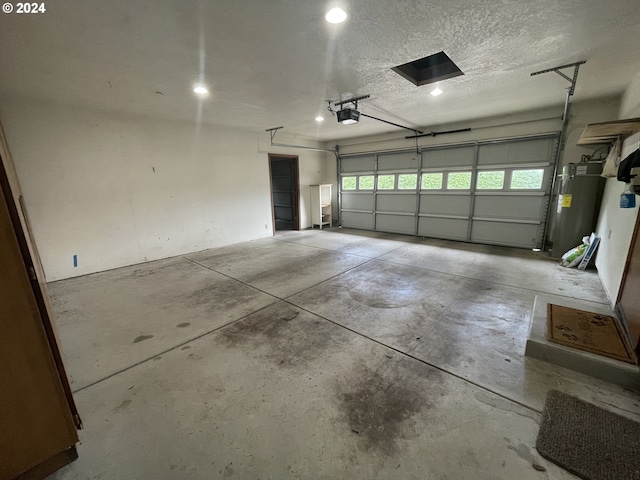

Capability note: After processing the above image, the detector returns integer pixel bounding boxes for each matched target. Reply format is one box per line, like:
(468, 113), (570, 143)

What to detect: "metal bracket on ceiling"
(333, 94), (371, 109)
(531, 61), (586, 252)
(530, 60), (586, 96)
(264, 126), (337, 155)
(266, 126), (284, 143)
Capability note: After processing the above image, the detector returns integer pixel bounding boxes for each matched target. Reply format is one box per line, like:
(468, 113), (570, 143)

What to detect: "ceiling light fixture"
(325, 7), (347, 24)
(430, 87), (443, 97)
(315, 116), (324, 122)
(193, 84), (209, 96)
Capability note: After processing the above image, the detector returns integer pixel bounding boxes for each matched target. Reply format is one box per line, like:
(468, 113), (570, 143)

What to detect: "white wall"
(561, 97), (620, 166)
(595, 131), (640, 304)
(620, 71), (640, 121)
(593, 71), (640, 305)
(1, 98), (326, 281)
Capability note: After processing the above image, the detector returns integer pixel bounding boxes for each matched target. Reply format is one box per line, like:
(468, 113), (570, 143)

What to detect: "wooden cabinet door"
(0, 185), (78, 479)
(0, 122), (79, 479)
(617, 210), (640, 352)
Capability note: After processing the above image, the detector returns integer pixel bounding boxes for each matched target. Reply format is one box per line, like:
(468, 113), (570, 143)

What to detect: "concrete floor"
(48, 228), (640, 480)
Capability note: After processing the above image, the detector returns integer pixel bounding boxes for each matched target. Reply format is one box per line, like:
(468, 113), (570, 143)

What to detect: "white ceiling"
(1, 0), (639, 141)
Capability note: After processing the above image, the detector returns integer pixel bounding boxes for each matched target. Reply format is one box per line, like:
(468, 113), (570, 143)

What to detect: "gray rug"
(536, 390), (640, 480)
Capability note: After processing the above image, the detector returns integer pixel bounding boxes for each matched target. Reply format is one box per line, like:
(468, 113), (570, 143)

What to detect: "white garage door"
(339, 134), (558, 249)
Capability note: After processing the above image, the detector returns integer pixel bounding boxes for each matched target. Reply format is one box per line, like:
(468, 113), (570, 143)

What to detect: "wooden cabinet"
(0, 124), (80, 480)
(310, 184), (332, 229)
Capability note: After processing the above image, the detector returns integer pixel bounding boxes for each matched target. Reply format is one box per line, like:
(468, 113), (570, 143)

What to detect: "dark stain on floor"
(336, 361), (435, 456)
(216, 302), (348, 368)
(176, 322), (191, 328)
(133, 334), (154, 343)
(112, 399), (131, 413)
(181, 278), (264, 313)
(238, 249), (328, 286)
(345, 268), (423, 308)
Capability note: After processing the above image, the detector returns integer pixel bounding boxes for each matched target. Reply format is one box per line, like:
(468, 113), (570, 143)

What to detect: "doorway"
(269, 154), (300, 231)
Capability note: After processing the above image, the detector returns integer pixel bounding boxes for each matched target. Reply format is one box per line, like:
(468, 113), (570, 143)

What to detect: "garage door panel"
(419, 194), (470, 216)
(508, 139), (554, 164)
(377, 194), (416, 213)
(340, 135), (557, 249)
(342, 193), (374, 211)
(341, 156), (375, 173)
(474, 195), (545, 220)
(471, 221), (539, 248)
(378, 152), (419, 170)
(478, 138), (554, 166)
(418, 217), (468, 240)
(376, 214), (415, 235)
(342, 211), (375, 229)
(423, 147), (474, 168)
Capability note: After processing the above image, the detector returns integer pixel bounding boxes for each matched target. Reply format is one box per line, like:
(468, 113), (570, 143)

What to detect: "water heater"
(551, 162), (606, 259)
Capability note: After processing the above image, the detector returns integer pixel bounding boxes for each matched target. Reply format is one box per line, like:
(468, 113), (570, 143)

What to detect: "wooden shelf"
(576, 118), (640, 146)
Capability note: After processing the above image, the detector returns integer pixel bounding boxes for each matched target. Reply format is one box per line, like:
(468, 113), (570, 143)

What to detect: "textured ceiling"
(1, 0), (639, 141)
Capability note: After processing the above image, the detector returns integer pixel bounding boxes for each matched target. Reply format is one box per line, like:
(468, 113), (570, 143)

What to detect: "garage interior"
(1, 1), (640, 479)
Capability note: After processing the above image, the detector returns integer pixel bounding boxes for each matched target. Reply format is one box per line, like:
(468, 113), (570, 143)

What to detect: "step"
(525, 294), (640, 392)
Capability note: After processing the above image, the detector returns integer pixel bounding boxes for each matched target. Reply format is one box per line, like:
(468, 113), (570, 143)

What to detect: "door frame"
(268, 153), (300, 233)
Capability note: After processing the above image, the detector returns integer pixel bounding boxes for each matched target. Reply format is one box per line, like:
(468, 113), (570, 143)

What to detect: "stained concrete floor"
(48, 228), (640, 480)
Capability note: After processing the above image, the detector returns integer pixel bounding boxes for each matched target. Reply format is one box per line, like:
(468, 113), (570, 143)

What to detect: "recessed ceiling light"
(193, 84), (209, 96)
(325, 7), (347, 24)
(430, 87), (443, 97)
(315, 116), (324, 122)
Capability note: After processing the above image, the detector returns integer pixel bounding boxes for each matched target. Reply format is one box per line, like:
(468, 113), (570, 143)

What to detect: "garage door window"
(446, 172), (471, 190)
(342, 177), (356, 190)
(511, 169), (544, 189)
(358, 176), (374, 190)
(421, 173), (443, 190)
(398, 174), (418, 190)
(476, 170), (505, 190)
(378, 175), (395, 190)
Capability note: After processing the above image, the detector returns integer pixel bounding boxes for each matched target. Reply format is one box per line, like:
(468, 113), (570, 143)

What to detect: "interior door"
(0, 177), (79, 479)
(269, 155), (299, 231)
(0, 123), (79, 479)
(617, 210), (640, 352)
